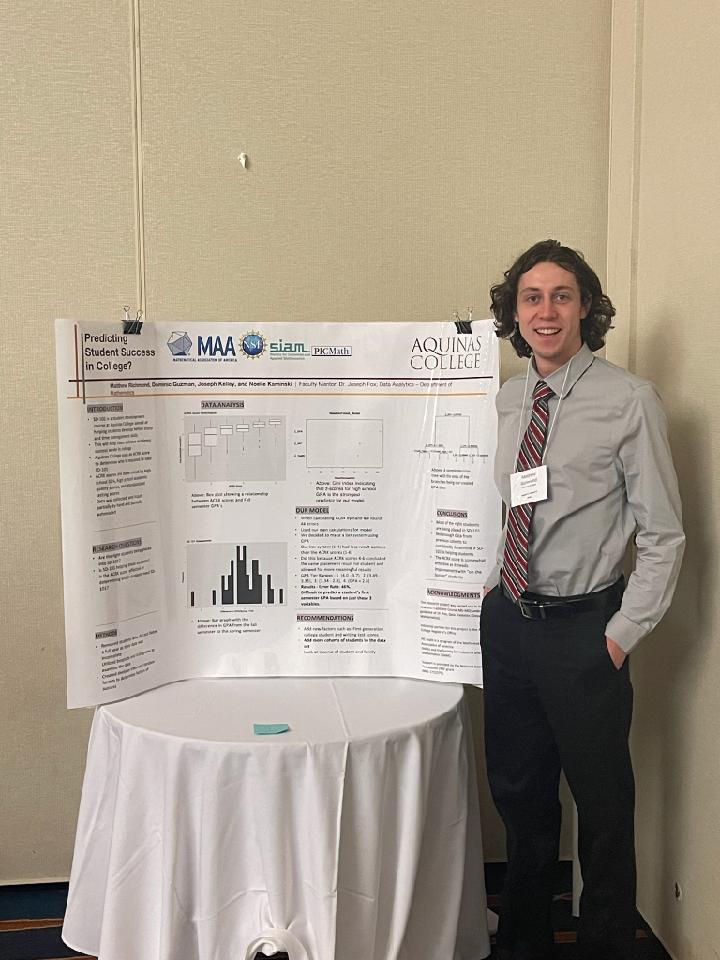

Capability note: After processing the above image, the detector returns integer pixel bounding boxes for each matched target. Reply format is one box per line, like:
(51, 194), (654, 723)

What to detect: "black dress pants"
(480, 586), (637, 960)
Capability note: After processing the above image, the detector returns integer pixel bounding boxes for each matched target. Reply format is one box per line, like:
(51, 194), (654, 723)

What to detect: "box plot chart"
(306, 419), (383, 469)
(187, 542), (287, 608)
(185, 415), (286, 482)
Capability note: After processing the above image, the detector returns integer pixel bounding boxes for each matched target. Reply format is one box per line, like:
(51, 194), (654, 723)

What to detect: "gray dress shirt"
(485, 343), (685, 653)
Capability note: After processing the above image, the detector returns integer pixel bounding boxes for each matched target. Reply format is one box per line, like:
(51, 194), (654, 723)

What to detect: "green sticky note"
(253, 722), (290, 736)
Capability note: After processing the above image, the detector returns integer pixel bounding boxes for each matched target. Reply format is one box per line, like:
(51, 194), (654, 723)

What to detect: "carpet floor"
(0, 864), (671, 960)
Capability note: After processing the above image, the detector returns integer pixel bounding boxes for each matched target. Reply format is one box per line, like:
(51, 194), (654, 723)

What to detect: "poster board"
(55, 319), (500, 707)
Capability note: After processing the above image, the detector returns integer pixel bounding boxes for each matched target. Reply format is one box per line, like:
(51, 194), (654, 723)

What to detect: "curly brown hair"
(489, 239), (615, 357)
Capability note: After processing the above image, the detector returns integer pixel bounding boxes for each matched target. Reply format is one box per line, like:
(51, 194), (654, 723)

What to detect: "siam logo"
(269, 338), (310, 359)
(167, 331), (192, 356)
(241, 331), (266, 359)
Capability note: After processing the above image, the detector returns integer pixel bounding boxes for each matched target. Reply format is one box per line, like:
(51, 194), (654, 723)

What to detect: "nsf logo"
(241, 332), (266, 359)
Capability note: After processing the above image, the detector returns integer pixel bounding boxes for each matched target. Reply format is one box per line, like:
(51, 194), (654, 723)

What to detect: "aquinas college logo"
(241, 331), (266, 359)
(410, 332), (484, 370)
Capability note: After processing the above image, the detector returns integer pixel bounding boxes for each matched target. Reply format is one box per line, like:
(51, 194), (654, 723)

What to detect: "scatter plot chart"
(184, 415), (286, 482)
(306, 418), (383, 469)
(187, 542), (287, 608)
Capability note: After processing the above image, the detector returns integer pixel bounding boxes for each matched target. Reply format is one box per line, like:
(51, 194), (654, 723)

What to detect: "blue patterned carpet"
(0, 864), (671, 960)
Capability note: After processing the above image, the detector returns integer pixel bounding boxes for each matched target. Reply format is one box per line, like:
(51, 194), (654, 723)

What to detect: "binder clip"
(123, 305), (143, 335)
(453, 308), (473, 335)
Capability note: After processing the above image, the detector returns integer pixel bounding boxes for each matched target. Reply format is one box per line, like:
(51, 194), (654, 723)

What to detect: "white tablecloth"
(63, 677), (490, 960)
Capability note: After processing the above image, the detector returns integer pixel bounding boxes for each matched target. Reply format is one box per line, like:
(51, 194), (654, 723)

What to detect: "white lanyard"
(514, 355), (573, 467)
(509, 357), (572, 508)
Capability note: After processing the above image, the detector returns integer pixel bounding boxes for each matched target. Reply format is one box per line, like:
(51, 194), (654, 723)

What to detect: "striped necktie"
(500, 379), (554, 601)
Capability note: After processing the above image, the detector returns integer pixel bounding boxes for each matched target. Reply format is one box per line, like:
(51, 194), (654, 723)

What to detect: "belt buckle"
(517, 595), (538, 620)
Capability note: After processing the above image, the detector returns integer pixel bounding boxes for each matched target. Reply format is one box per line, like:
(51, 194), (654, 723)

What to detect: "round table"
(62, 677), (490, 960)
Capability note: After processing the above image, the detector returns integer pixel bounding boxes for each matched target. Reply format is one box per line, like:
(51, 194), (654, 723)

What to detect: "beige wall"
(1, 0), (611, 881)
(0, 0), (138, 881)
(608, 1), (720, 956)
(139, 0), (611, 326)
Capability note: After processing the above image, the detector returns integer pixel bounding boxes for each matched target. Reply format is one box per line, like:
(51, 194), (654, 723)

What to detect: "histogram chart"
(184, 415), (286, 483)
(187, 542), (287, 608)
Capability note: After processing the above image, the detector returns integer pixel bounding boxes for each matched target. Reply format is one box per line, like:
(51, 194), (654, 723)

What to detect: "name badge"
(510, 465), (548, 507)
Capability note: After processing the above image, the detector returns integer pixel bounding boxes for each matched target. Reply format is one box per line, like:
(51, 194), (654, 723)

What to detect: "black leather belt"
(499, 578), (624, 620)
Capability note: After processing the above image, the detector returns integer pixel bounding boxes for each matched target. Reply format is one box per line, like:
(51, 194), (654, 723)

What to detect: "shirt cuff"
(605, 611), (647, 654)
(484, 564), (500, 591)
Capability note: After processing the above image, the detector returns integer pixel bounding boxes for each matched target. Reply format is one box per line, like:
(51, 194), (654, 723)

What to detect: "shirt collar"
(530, 343), (594, 397)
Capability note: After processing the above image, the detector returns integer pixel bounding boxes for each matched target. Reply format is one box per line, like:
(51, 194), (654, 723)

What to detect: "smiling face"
(515, 261), (588, 376)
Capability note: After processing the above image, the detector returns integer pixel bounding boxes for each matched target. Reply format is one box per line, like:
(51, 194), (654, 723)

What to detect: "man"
(480, 239), (684, 960)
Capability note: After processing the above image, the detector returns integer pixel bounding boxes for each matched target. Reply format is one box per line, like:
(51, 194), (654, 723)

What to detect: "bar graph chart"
(187, 542), (287, 608)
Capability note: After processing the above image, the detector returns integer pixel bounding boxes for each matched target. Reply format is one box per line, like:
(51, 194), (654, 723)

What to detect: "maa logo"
(167, 331), (192, 356)
(197, 335), (237, 357)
